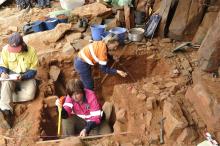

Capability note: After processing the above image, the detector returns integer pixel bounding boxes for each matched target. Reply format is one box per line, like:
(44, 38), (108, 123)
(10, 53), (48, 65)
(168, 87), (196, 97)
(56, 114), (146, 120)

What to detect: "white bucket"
(60, 0), (85, 10)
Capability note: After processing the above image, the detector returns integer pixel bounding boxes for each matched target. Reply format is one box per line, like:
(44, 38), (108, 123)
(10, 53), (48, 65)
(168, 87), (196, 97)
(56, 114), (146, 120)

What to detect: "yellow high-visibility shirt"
(0, 45), (38, 73)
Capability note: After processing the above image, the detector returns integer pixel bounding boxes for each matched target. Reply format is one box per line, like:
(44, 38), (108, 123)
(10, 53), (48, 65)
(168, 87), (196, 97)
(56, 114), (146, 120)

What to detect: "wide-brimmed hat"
(102, 33), (118, 44)
(8, 32), (23, 53)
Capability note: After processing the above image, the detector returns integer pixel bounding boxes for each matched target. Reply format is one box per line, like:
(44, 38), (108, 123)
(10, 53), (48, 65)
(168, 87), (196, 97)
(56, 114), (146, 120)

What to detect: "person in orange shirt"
(74, 34), (127, 90)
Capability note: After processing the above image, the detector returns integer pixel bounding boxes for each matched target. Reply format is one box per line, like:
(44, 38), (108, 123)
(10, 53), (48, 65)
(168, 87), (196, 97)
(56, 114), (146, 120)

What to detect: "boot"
(0, 110), (12, 129)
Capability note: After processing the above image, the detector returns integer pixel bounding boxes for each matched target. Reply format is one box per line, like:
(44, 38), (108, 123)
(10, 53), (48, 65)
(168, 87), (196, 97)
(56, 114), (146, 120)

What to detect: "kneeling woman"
(56, 79), (102, 137)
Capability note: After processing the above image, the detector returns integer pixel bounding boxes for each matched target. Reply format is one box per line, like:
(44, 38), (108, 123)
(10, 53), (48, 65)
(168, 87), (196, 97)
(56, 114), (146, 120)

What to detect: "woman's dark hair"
(65, 79), (84, 96)
(21, 42), (28, 52)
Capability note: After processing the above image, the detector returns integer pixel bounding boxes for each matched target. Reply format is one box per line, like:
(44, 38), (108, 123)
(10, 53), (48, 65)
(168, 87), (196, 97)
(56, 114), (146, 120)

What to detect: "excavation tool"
(57, 107), (62, 137)
(159, 117), (166, 144)
(57, 96), (65, 137)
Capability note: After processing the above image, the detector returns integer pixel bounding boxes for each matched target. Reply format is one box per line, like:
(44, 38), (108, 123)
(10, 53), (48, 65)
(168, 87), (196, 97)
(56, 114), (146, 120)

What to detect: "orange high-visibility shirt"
(78, 41), (107, 66)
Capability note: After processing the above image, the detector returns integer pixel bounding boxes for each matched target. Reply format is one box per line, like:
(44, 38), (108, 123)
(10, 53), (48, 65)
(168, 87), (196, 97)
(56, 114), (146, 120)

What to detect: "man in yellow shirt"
(0, 32), (38, 129)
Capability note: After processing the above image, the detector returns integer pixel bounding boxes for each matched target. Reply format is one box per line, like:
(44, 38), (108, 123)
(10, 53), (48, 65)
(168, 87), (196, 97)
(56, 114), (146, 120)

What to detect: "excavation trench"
(39, 50), (169, 141)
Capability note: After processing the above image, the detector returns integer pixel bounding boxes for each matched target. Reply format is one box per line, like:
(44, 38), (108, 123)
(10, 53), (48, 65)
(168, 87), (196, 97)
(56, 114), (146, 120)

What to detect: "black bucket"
(134, 11), (146, 25)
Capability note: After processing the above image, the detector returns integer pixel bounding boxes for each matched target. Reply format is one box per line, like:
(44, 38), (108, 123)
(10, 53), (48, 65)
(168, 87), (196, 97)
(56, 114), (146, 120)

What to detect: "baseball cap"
(7, 32), (23, 52)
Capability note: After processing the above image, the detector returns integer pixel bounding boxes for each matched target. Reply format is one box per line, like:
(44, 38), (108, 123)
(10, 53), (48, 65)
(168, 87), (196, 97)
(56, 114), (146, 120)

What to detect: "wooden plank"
(35, 132), (131, 144)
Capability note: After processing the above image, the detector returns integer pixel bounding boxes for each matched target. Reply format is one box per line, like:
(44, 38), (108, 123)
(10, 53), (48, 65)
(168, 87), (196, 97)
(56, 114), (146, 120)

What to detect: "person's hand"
(79, 129), (87, 137)
(16, 74), (22, 80)
(55, 96), (65, 108)
(117, 70), (127, 77)
(1, 73), (9, 79)
(55, 98), (61, 108)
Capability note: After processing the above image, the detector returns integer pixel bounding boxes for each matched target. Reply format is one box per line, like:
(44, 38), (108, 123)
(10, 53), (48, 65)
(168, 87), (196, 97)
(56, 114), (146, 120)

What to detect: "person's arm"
(0, 47), (9, 74)
(21, 70), (37, 80)
(99, 64), (117, 74)
(21, 47), (38, 80)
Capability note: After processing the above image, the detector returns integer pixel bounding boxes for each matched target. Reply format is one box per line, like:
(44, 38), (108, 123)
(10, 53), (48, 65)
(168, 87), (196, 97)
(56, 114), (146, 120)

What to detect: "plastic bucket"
(90, 25), (106, 41)
(31, 21), (46, 32)
(45, 18), (59, 30)
(60, 0), (85, 10)
(109, 27), (127, 44)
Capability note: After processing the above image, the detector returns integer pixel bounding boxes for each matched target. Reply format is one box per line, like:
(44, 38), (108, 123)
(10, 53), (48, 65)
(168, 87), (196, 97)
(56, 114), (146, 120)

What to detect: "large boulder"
(193, 11), (218, 45)
(71, 2), (112, 19)
(163, 101), (188, 140)
(23, 23), (72, 53)
(185, 70), (220, 132)
(198, 11), (220, 72)
(168, 0), (205, 40)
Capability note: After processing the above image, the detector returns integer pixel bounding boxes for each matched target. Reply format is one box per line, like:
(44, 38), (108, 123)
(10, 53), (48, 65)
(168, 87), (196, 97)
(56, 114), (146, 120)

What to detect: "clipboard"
(0, 74), (20, 81)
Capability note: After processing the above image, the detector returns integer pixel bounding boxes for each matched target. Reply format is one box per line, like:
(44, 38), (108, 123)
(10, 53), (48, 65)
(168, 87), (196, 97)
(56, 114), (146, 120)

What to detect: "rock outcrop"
(198, 11), (220, 72)
(168, 0), (205, 40)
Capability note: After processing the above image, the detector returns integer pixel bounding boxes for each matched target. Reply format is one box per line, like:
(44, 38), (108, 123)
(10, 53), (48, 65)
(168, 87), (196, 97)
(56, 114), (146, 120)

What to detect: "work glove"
(1, 72), (9, 79)
(117, 70), (127, 77)
(55, 96), (65, 108)
(79, 129), (87, 137)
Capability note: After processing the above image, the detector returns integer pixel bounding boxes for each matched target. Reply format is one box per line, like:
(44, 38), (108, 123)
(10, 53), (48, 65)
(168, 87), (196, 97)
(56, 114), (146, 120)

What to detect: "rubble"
(163, 101), (188, 140)
(161, 38), (172, 43)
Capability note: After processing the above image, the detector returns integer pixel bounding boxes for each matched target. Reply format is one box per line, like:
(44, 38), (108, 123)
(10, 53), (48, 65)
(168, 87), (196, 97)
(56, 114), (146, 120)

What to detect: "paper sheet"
(0, 74), (20, 81)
